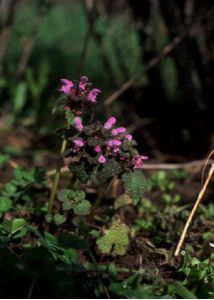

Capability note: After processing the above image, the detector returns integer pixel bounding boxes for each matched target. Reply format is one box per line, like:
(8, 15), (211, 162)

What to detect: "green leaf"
(172, 282), (197, 299)
(109, 281), (164, 299)
(2, 146), (22, 156)
(69, 162), (89, 183)
(57, 189), (73, 202)
(114, 193), (132, 209)
(45, 214), (53, 223)
(58, 232), (89, 250)
(73, 200), (91, 215)
(2, 220), (12, 233)
(11, 218), (27, 235)
(41, 232), (58, 253)
(100, 159), (122, 182)
(13, 82), (27, 114)
(0, 236), (10, 248)
(96, 221), (129, 256)
(58, 189), (74, 210)
(72, 190), (86, 201)
(65, 109), (74, 126)
(52, 96), (67, 114)
(122, 170), (147, 204)
(62, 198), (73, 211)
(89, 229), (99, 238)
(87, 137), (103, 147)
(3, 183), (17, 196)
(3, 218), (27, 236)
(0, 197), (12, 212)
(58, 248), (77, 264)
(53, 213), (66, 226)
(12, 227), (28, 239)
(58, 189), (88, 212)
(108, 262), (117, 278)
(0, 153), (10, 167)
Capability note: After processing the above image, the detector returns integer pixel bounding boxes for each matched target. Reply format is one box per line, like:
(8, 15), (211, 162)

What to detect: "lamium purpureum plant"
(48, 75), (148, 256)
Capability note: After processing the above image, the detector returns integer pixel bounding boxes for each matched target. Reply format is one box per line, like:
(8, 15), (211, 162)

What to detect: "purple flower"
(111, 127), (126, 136)
(104, 117), (117, 129)
(78, 76), (88, 91)
(73, 138), (84, 147)
(74, 117), (83, 131)
(59, 79), (73, 96)
(113, 147), (120, 153)
(132, 155), (148, 169)
(106, 139), (122, 147)
(125, 134), (133, 141)
(94, 145), (102, 153)
(87, 88), (101, 103)
(98, 155), (106, 164)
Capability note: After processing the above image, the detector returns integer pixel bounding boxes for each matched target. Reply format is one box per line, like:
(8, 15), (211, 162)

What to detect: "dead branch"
(46, 159), (214, 177)
(104, 33), (185, 106)
(174, 163), (214, 256)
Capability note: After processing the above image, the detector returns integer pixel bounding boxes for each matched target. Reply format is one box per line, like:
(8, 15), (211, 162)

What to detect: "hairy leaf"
(100, 160), (122, 182)
(54, 213), (66, 226)
(87, 137), (103, 147)
(73, 199), (91, 215)
(69, 162), (89, 183)
(96, 221), (129, 256)
(114, 193), (132, 209)
(0, 197), (12, 212)
(122, 170), (147, 205)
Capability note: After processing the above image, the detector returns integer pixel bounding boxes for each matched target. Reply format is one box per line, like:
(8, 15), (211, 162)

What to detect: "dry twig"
(174, 162), (214, 256)
(46, 159), (214, 177)
(104, 34), (184, 106)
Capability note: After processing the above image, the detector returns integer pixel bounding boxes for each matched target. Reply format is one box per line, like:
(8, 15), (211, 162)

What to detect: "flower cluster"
(58, 76), (102, 128)
(56, 76), (148, 182)
(68, 115), (148, 170)
(59, 76), (101, 105)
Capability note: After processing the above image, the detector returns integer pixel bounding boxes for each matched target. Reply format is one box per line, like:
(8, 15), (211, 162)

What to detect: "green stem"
(48, 139), (67, 214)
(58, 262), (137, 274)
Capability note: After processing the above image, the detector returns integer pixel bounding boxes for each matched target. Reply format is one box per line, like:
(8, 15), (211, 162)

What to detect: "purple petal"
(60, 79), (73, 86)
(94, 145), (102, 153)
(98, 155), (106, 163)
(73, 138), (84, 147)
(104, 116), (117, 129)
(74, 117), (83, 131)
(125, 134), (133, 141)
(87, 88), (102, 103)
(133, 155), (148, 169)
(59, 78), (73, 95)
(106, 139), (122, 147)
(111, 127), (126, 136)
(78, 76), (89, 91)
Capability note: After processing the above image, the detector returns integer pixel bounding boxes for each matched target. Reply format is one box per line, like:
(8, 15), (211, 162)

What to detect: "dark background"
(0, 0), (213, 162)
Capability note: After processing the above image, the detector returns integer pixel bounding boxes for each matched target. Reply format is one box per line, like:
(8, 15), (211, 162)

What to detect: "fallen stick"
(174, 163), (214, 256)
(46, 159), (214, 177)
